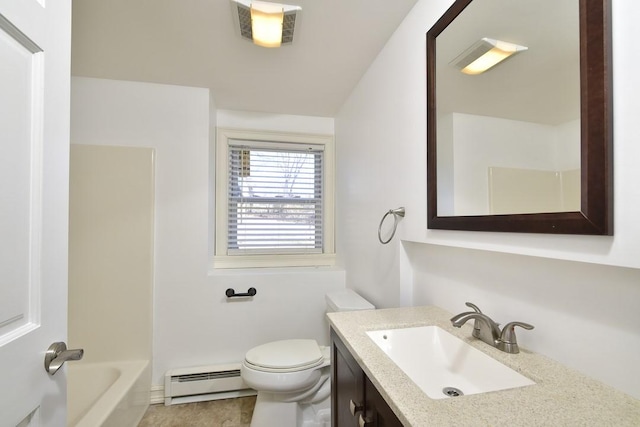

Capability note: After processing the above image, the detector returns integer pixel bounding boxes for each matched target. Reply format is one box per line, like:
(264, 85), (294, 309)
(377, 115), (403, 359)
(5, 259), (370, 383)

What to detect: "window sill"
(212, 253), (336, 270)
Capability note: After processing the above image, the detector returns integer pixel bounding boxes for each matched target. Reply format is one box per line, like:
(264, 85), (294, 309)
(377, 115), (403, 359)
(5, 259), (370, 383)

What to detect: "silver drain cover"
(442, 387), (464, 397)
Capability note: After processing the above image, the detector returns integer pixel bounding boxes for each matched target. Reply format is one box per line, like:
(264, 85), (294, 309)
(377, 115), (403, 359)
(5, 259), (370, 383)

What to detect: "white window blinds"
(227, 142), (324, 255)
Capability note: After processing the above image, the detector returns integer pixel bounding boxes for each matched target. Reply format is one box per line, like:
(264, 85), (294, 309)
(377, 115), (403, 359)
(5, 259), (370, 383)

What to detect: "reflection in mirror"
(437, 0), (580, 216)
(427, 0), (613, 234)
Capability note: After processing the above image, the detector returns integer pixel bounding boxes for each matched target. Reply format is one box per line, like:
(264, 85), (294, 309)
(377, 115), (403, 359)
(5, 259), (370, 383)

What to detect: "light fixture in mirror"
(452, 38), (528, 75)
(426, 0), (612, 235)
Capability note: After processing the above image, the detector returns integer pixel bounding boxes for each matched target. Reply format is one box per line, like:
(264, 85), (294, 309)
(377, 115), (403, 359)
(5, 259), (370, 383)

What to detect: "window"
(215, 128), (335, 268)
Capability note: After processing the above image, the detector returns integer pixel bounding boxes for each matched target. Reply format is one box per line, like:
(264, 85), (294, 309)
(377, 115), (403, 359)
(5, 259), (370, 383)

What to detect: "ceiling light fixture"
(233, 0), (301, 48)
(451, 38), (528, 75)
(251, 2), (284, 48)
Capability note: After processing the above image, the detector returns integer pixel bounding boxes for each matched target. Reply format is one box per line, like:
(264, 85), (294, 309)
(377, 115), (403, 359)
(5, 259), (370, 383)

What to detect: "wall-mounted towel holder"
(378, 207), (405, 244)
(225, 287), (257, 298)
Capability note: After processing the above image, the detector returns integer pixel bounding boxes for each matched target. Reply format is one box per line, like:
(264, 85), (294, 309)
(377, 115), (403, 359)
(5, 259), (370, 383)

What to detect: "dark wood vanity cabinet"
(331, 329), (403, 427)
(331, 328), (364, 427)
(363, 376), (403, 427)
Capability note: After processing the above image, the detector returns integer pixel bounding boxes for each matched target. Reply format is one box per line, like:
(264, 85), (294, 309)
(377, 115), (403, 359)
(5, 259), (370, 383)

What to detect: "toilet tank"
(325, 289), (375, 313)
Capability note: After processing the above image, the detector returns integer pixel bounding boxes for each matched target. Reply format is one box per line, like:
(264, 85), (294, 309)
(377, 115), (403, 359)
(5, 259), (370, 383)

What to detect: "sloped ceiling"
(71, 0), (419, 117)
(436, 0), (580, 125)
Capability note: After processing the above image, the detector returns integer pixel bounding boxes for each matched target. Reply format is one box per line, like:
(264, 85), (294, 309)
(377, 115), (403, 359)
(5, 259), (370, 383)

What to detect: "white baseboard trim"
(149, 384), (257, 406)
(150, 385), (165, 405)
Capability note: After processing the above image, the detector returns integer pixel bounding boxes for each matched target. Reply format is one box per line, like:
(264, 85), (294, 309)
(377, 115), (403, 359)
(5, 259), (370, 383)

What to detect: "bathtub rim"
(67, 359), (150, 427)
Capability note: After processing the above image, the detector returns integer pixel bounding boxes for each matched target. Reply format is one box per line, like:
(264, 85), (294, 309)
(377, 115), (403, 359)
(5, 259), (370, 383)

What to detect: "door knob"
(44, 342), (84, 375)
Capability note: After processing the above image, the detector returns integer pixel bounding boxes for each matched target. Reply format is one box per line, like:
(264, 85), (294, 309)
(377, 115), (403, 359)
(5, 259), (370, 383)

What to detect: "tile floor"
(138, 396), (257, 427)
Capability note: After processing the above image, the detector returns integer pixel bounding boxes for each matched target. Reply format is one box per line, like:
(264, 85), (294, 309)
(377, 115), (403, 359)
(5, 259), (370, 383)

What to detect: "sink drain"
(442, 387), (464, 397)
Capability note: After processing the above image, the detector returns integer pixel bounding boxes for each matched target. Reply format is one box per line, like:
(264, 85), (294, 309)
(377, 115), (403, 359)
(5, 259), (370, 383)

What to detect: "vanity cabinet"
(331, 329), (403, 427)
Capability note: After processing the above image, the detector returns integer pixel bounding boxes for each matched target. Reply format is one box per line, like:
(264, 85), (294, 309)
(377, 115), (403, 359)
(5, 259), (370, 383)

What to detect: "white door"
(0, 0), (72, 425)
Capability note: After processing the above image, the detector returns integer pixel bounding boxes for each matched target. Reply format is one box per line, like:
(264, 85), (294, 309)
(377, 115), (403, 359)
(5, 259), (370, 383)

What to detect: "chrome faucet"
(450, 302), (534, 354)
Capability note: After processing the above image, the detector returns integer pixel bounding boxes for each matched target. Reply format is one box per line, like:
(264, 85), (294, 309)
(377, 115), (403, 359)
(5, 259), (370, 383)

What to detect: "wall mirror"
(427, 0), (612, 234)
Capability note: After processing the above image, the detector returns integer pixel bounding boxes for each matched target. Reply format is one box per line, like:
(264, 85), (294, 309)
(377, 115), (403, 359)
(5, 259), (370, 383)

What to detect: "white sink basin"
(366, 326), (534, 399)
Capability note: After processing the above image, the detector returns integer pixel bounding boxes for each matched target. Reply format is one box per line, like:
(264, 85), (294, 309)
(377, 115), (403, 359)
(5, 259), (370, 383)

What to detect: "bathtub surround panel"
(68, 145), (154, 363)
(335, 0), (640, 400)
(68, 144), (154, 426)
(70, 78), (346, 392)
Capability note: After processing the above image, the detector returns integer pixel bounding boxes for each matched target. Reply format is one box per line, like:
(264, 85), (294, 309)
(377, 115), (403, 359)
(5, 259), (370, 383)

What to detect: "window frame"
(214, 127), (335, 269)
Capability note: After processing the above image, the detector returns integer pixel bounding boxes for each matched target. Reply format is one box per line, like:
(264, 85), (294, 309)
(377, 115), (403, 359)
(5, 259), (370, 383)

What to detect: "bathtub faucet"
(450, 302), (534, 354)
(44, 342), (84, 375)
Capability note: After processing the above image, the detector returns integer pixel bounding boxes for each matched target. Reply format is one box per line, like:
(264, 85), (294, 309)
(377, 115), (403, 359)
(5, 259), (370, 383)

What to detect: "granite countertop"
(327, 306), (640, 426)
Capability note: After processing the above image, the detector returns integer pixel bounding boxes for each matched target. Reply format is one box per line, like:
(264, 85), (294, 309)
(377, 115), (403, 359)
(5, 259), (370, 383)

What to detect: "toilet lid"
(245, 339), (323, 370)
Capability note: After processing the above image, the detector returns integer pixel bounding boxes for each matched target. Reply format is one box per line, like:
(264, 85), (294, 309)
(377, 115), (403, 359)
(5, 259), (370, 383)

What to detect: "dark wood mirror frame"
(427, 0), (613, 235)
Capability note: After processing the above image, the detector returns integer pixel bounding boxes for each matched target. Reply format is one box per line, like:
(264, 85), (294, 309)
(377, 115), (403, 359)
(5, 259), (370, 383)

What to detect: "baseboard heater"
(164, 363), (256, 405)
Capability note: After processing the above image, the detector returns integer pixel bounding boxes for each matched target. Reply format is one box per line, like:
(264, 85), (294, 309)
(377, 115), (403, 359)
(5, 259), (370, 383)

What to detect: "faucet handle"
(498, 321), (534, 354)
(465, 302), (483, 338)
(465, 302), (482, 313)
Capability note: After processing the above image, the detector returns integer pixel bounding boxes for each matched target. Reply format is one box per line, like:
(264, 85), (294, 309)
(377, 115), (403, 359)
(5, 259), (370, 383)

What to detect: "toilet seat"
(245, 339), (324, 373)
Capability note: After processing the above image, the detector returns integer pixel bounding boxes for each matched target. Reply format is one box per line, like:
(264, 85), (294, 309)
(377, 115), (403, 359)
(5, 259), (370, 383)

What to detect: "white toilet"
(241, 289), (374, 427)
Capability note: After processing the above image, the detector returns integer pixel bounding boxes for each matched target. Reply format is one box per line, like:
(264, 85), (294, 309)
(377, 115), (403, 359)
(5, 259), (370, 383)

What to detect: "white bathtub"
(67, 360), (150, 427)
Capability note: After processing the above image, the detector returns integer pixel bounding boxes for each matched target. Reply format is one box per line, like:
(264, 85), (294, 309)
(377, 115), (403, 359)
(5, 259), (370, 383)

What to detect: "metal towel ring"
(378, 207), (405, 244)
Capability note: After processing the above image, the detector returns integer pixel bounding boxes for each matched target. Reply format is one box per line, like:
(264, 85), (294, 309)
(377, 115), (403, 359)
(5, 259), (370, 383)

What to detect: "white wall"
(71, 78), (345, 387)
(335, 0), (640, 399)
(216, 110), (335, 135)
(336, 0), (453, 307)
(447, 113), (577, 215)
